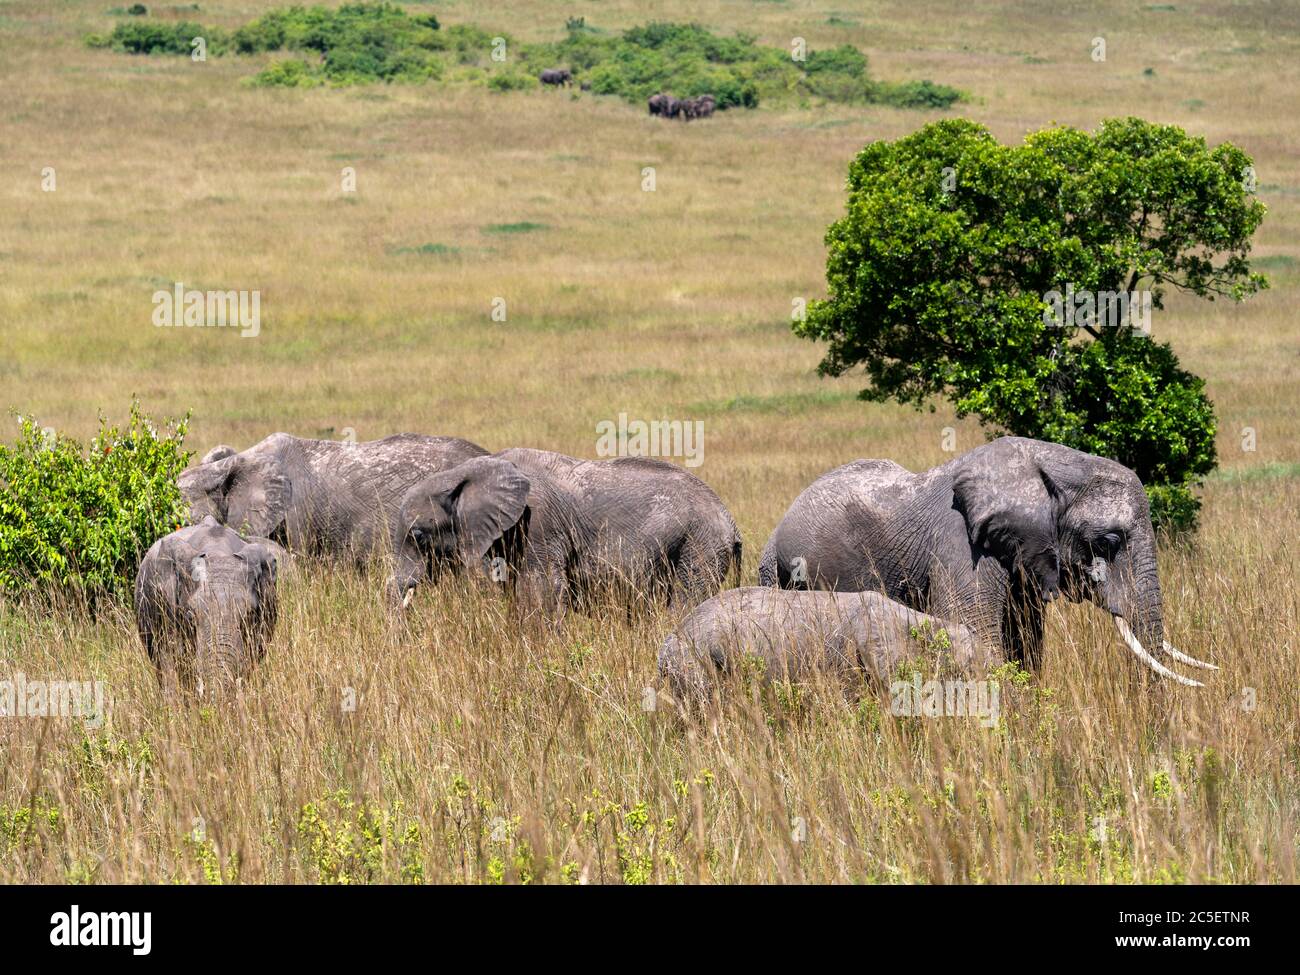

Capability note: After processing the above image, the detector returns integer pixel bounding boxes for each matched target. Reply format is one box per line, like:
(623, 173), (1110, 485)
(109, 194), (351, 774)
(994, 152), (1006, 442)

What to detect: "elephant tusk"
(402, 587), (415, 609)
(1162, 640), (1219, 671)
(1113, 616), (1203, 687)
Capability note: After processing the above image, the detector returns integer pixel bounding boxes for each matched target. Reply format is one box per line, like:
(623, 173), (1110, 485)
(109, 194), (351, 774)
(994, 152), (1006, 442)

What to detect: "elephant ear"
(449, 458), (531, 562)
(238, 542), (280, 638)
(403, 457), (530, 564)
(951, 440), (1063, 595)
(178, 453), (240, 522)
(222, 453), (292, 539)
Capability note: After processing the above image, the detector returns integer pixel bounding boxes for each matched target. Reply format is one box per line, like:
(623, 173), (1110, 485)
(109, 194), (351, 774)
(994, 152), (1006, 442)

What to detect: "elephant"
(648, 92), (671, 116)
(658, 587), (993, 702)
(178, 432), (488, 560)
(134, 517), (281, 695)
(758, 437), (1217, 686)
(694, 94), (716, 118)
(389, 449), (742, 614)
(539, 68), (572, 87)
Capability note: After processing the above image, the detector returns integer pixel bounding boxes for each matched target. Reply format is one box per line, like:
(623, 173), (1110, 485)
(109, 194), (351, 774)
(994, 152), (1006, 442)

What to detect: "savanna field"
(0, 0), (1298, 883)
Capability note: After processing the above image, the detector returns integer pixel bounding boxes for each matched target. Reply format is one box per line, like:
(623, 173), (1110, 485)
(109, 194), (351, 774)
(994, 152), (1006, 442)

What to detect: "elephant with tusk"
(134, 516), (282, 696)
(389, 449), (742, 616)
(178, 432), (488, 562)
(758, 437), (1215, 686)
(658, 587), (995, 703)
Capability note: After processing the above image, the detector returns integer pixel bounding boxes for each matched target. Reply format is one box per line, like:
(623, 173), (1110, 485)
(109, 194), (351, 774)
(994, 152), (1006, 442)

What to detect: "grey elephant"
(658, 587), (992, 702)
(389, 449), (742, 614)
(539, 68), (572, 87)
(694, 94), (716, 117)
(759, 437), (1216, 686)
(135, 517), (281, 695)
(179, 432), (487, 560)
(648, 92), (671, 115)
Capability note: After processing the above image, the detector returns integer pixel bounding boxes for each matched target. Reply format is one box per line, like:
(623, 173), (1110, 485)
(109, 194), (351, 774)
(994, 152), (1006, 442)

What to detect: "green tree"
(797, 117), (1267, 531)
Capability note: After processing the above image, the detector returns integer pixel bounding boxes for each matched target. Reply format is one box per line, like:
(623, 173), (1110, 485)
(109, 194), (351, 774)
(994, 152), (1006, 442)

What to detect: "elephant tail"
(758, 534), (780, 587)
(729, 532), (743, 588)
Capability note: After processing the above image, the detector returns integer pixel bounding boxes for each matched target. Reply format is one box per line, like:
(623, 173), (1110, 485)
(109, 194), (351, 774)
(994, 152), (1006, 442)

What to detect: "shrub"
(99, 20), (220, 55)
(250, 57), (322, 88)
(487, 71), (535, 92)
(0, 402), (191, 605)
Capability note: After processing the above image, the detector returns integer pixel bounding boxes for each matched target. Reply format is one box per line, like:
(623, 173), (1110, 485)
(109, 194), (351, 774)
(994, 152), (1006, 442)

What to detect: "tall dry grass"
(0, 0), (1297, 882)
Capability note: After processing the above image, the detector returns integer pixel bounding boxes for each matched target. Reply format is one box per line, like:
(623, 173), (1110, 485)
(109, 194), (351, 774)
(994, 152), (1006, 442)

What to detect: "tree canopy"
(796, 117), (1268, 530)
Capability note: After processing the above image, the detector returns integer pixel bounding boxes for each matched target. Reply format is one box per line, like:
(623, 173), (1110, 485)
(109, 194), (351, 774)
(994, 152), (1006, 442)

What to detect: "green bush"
(0, 403), (192, 605)
(250, 57), (322, 88)
(96, 20), (221, 55)
(487, 71), (535, 92)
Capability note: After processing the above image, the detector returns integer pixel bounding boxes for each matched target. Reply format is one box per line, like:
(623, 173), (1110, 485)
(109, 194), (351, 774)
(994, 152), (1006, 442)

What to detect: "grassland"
(0, 0), (1297, 883)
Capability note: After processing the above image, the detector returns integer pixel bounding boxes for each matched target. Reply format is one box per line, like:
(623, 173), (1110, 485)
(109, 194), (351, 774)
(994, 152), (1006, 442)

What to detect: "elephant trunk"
(1103, 533), (1210, 686)
(1110, 538), (1164, 655)
(196, 614), (244, 696)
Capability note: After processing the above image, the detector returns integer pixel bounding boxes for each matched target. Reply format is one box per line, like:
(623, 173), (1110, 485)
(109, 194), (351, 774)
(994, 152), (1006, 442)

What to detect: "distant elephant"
(539, 68), (572, 87)
(658, 587), (993, 701)
(179, 432), (488, 560)
(389, 449), (742, 614)
(759, 437), (1216, 686)
(680, 97), (700, 120)
(648, 92), (671, 115)
(664, 96), (683, 119)
(695, 94), (716, 117)
(135, 517), (281, 695)
(201, 444), (237, 464)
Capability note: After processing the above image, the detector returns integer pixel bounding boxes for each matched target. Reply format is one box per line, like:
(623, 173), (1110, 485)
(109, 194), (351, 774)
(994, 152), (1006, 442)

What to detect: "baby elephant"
(658, 587), (995, 702)
(134, 517), (281, 696)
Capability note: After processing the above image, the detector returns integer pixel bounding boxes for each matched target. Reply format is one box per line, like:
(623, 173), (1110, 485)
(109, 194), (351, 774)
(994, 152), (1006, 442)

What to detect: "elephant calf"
(390, 449), (741, 615)
(135, 517), (281, 696)
(657, 587), (994, 702)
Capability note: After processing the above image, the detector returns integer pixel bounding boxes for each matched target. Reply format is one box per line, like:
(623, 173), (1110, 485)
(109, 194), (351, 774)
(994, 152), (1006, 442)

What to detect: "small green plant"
(296, 788), (425, 884)
(0, 401), (191, 606)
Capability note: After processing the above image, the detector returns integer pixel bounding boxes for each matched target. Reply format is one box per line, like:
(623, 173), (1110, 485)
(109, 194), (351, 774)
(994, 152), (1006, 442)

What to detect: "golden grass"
(0, 0), (1297, 882)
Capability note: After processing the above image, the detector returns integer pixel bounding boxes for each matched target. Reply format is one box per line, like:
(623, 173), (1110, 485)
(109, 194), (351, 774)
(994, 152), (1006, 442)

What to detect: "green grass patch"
(688, 389), (857, 416)
(388, 242), (461, 256)
(482, 222), (547, 235)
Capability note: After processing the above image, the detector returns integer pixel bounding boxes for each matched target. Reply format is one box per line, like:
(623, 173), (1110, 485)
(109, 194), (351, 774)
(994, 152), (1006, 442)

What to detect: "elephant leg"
(1002, 581), (1045, 670)
(516, 546), (568, 624)
(669, 535), (727, 609)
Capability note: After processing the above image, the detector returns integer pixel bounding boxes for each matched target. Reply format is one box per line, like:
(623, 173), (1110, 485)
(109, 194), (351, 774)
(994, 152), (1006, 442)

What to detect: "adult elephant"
(179, 432), (488, 560)
(389, 449), (742, 614)
(648, 92), (670, 116)
(539, 68), (572, 87)
(758, 437), (1216, 685)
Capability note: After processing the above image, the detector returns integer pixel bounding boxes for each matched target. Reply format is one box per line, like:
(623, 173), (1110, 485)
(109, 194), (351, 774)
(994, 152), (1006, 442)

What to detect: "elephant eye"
(1092, 531), (1124, 557)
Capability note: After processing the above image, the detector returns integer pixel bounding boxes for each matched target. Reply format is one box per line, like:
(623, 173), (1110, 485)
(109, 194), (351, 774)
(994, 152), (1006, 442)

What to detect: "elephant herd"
(134, 432), (1216, 702)
(648, 92), (717, 120)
